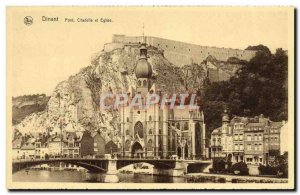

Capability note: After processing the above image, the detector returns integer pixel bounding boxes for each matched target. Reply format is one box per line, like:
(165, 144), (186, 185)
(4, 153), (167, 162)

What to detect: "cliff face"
(12, 44), (193, 139)
(12, 94), (50, 125)
(12, 43), (242, 139)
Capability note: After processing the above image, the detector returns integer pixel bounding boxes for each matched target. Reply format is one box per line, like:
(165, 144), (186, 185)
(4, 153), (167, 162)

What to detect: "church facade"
(118, 44), (206, 160)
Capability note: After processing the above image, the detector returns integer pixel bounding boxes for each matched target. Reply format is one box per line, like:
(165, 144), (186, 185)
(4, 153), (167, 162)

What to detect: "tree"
(231, 162), (249, 175)
(201, 45), (288, 134)
(212, 158), (226, 173)
(245, 44), (271, 54)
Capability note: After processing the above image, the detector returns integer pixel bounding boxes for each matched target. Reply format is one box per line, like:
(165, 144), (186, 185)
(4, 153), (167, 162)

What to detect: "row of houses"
(209, 110), (287, 166)
(12, 131), (118, 160)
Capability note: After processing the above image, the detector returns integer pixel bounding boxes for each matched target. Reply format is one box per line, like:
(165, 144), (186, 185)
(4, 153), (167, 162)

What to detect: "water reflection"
(13, 170), (187, 183)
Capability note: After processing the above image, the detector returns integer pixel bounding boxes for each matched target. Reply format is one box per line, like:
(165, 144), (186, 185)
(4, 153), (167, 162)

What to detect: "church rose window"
(134, 121), (144, 138)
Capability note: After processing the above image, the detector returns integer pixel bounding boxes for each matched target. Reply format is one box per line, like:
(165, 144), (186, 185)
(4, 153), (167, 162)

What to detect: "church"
(118, 43), (206, 160)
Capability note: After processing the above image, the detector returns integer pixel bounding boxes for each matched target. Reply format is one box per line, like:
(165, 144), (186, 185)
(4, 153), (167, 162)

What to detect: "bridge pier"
(104, 157), (119, 183)
(153, 161), (185, 177)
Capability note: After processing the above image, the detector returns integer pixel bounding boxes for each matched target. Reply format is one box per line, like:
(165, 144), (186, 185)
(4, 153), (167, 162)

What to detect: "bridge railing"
(12, 155), (212, 163)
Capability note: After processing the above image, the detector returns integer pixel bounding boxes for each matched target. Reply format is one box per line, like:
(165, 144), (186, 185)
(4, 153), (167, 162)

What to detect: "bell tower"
(135, 44), (153, 95)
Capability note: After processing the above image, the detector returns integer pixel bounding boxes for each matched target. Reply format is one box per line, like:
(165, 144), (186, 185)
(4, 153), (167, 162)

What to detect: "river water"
(12, 170), (188, 183)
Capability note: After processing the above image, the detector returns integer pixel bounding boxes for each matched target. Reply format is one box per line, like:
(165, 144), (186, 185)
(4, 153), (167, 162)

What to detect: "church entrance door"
(131, 142), (143, 158)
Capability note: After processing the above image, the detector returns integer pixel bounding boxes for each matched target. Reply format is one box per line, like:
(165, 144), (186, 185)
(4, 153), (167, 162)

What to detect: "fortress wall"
(113, 34), (144, 44)
(104, 42), (125, 52)
(146, 36), (256, 62)
(112, 35), (257, 66)
(163, 51), (193, 66)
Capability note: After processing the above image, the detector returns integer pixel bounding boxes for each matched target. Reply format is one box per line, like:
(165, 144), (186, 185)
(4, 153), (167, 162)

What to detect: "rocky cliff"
(12, 94), (50, 125)
(12, 43), (242, 140)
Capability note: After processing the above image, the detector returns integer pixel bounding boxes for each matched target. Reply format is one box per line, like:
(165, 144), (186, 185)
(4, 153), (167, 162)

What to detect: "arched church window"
(138, 80), (142, 86)
(125, 140), (130, 151)
(148, 129), (152, 135)
(147, 139), (153, 150)
(149, 115), (152, 121)
(176, 122), (180, 130)
(126, 129), (129, 136)
(143, 80), (147, 87)
(134, 121), (144, 138)
(184, 122), (189, 130)
(126, 117), (130, 122)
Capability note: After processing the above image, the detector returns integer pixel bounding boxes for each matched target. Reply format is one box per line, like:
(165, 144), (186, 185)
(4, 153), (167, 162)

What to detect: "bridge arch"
(116, 159), (176, 170)
(12, 159), (107, 174)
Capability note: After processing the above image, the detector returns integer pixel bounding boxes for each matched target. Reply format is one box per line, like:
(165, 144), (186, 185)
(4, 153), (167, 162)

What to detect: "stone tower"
(135, 44), (153, 95)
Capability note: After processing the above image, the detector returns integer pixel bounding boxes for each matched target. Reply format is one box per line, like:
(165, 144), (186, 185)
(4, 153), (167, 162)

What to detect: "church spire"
(141, 23), (147, 45)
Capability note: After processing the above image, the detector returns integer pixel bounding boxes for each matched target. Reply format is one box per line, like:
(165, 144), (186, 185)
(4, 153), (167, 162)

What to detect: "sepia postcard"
(6, 6), (295, 190)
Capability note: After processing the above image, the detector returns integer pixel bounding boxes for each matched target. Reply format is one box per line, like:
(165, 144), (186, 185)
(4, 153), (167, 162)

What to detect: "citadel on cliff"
(104, 35), (257, 83)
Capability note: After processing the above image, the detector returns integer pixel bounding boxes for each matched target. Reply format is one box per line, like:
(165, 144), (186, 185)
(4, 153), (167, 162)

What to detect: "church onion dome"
(135, 45), (153, 78)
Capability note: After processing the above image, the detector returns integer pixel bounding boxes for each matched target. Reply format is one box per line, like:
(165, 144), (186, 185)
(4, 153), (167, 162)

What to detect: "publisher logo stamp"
(24, 16), (33, 26)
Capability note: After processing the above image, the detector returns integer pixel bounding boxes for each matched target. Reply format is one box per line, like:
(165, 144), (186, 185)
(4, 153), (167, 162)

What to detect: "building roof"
(246, 122), (266, 127)
(64, 131), (80, 142)
(91, 131), (98, 138)
(270, 121), (284, 128)
(51, 137), (61, 142)
(26, 137), (36, 143)
(211, 127), (222, 135)
(21, 143), (35, 150)
(230, 116), (248, 124)
(12, 138), (22, 149)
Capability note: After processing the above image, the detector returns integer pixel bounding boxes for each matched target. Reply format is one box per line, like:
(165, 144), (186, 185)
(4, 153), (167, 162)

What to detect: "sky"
(7, 7), (293, 96)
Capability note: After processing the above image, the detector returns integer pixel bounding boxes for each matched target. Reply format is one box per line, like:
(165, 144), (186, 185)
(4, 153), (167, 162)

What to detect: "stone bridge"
(12, 157), (212, 182)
